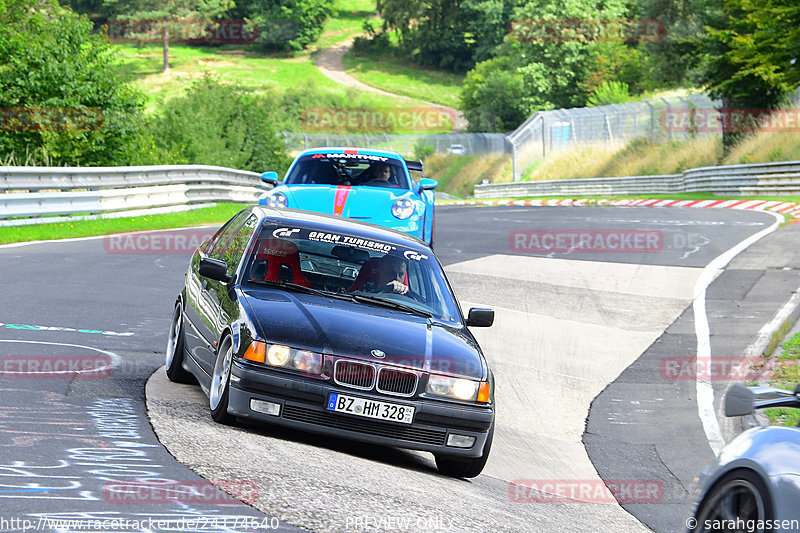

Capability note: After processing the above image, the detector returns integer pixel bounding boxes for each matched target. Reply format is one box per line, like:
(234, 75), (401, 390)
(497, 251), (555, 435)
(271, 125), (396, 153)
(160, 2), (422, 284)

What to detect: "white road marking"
(693, 211), (782, 455)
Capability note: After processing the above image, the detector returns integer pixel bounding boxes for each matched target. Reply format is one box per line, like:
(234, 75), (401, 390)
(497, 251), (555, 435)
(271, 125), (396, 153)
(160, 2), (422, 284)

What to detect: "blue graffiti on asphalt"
(0, 323), (133, 337)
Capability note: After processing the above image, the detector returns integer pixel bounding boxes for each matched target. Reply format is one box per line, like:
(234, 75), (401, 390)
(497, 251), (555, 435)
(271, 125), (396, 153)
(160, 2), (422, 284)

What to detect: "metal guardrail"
(474, 160), (800, 198)
(0, 165), (269, 224)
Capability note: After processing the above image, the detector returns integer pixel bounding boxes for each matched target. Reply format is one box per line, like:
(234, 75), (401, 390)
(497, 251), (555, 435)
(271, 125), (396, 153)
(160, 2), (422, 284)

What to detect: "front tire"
(209, 335), (235, 425)
(165, 302), (194, 383)
(435, 422), (494, 478)
(691, 469), (773, 532)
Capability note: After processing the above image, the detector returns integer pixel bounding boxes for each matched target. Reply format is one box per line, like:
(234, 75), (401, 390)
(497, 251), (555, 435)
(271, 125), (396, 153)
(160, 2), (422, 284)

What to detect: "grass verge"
(342, 47), (464, 108)
(0, 203), (245, 245)
(764, 329), (800, 426)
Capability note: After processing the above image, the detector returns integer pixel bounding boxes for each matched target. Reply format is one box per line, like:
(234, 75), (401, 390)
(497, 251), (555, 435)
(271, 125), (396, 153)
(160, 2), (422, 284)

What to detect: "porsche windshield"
(243, 224), (459, 322)
(284, 153), (410, 189)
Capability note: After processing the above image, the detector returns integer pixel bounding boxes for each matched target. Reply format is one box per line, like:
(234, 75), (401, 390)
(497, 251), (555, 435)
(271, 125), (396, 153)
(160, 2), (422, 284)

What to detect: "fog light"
(446, 433), (476, 448)
(250, 399), (281, 416)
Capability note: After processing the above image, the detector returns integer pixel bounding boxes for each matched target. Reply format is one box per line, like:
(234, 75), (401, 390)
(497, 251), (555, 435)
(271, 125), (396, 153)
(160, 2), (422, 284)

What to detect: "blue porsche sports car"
(257, 148), (438, 246)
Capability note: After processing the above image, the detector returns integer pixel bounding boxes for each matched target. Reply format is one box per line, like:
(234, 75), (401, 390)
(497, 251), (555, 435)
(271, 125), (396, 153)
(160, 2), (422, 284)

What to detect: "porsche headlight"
(245, 342), (323, 375)
(267, 193), (288, 208)
(427, 376), (483, 402)
(392, 198), (415, 220)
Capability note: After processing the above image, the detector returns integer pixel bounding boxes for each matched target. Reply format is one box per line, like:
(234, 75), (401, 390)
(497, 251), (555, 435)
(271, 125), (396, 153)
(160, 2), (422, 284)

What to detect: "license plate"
(327, 393), (414, 424)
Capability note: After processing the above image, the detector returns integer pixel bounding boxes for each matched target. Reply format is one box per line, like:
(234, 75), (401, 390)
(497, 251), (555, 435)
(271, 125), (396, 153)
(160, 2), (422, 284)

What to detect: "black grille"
(334, 360), (376, 390)
(377, 368), (417, 396)
(282, 405), (446, 446)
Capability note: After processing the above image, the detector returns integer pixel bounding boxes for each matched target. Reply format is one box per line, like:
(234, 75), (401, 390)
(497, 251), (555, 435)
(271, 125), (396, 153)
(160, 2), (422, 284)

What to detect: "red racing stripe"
(333, 186), (351, 216)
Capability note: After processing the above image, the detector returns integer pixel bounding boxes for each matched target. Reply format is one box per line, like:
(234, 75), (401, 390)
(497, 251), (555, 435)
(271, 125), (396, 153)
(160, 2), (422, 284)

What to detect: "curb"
(436, 198), (800, 218)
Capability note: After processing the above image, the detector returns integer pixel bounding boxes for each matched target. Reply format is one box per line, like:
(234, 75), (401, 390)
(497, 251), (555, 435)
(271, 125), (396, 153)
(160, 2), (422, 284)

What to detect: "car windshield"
(242, 223), (459, 322)
(284, 153), (409, 189)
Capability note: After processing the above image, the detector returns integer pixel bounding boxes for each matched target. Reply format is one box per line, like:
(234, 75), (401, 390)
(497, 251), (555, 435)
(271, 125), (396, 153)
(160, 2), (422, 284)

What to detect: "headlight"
(267, 193), (288, 208)
(392, 198), (415, 219)
(427, 376), (487, 402)
(243, 341), (322, 375)
(267, 344), (291, 366)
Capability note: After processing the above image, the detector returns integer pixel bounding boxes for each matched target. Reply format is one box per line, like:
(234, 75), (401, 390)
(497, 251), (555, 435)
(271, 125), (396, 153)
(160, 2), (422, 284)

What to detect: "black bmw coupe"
(165, 206), (495, 477)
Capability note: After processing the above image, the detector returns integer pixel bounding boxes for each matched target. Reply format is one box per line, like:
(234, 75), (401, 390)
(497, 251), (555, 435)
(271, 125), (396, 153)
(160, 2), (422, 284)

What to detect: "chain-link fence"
(280, 132), (509, 160)
(282, 91), (800, 182)
(507, 94), (722, 181)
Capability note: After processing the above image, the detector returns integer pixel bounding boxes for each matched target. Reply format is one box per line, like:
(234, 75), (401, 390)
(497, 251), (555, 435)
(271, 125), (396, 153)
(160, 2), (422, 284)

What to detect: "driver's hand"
(384, 280), (408, 294)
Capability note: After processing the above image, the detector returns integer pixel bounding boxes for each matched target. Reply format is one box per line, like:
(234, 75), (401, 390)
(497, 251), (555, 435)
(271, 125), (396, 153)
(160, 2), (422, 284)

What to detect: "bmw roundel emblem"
(371, 349), (386, 359)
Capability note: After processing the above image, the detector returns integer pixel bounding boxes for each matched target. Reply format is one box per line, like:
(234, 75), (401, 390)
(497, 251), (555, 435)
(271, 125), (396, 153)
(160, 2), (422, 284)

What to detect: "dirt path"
(313, 39), (467, 132)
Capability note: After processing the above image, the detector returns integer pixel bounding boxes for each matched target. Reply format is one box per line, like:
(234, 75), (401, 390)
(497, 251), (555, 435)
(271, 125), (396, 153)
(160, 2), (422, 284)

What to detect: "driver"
(366, 162), (396, 187)
(375, 255), (408, 294)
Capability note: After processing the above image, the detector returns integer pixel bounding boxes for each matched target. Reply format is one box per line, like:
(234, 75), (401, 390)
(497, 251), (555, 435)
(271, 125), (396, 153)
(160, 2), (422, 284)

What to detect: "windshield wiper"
(348, 293), (434, 318)
(249, 279), (333, 297)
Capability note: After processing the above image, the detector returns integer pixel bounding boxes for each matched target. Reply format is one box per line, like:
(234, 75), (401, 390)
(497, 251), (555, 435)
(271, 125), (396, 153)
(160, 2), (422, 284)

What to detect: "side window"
(208, 210), (251, 260)
(222, 214), (258, 277)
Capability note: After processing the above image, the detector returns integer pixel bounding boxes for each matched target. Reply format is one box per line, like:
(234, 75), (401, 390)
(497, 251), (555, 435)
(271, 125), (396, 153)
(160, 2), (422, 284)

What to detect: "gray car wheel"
(165, 302), (194, 383)
(692, 469), (773, 532)
(209, 336), (235, 424)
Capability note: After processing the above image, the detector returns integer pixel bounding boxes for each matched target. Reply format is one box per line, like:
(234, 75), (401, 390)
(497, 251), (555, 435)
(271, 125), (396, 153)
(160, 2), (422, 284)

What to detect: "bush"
(413, 139), (435, 161)
(0, 0), (149, 166)
(587, 81), (632, 107)
(150, 77), (291, 173)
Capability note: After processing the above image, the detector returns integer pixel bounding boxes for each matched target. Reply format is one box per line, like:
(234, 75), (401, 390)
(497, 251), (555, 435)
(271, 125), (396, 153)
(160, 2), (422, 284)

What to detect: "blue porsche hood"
(277, 185), (413, 218)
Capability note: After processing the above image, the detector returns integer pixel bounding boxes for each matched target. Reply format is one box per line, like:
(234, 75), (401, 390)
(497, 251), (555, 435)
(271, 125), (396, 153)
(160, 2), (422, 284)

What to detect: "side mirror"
(419, 178), (438, 191)
(199, 257), (230, 283)
(724, 383), (755, 417)
(466, 308), (494, 327)
(260, 171), (279, 186)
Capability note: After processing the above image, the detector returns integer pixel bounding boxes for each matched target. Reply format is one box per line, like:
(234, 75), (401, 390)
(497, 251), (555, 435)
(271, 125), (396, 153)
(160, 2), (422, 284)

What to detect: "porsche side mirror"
(419, 178), (438, 191)
(260, 171), (279, 186)
(724, 383), (755, 417)
(466, 308), (494, 327)
(199, 257), (230, 283)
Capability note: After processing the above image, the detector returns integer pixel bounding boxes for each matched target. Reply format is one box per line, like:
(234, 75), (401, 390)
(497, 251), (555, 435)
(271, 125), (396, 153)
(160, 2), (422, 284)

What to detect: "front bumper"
(228, 360), (494, 458)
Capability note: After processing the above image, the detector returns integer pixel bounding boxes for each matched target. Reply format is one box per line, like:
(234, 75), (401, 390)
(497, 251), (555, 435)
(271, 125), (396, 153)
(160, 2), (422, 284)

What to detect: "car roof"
(252, 206), (429, 249)
(297, 147), (406, 163)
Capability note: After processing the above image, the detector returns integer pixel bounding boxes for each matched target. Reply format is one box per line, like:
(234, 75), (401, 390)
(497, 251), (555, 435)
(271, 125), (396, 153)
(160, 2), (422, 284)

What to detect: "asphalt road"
(0, 205), (787, 532)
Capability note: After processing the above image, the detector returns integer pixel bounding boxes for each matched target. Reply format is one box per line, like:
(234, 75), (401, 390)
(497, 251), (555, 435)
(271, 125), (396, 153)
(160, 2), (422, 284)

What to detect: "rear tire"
(165, 302), (194, 384)
(209, 336), (236, 425)
(435, 422), (493, 478)
(691, 469), (773, 531)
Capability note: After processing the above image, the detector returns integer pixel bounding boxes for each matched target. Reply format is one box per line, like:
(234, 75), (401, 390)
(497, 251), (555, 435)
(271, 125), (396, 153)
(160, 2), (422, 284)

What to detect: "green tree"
(103, 0), (234, 72)
(692, 0), (793, 148)
(0, 0), (150, 165)
(229, 0), (333, 52)
(460, 56), (531, 131)
(378, 0), (514, 72)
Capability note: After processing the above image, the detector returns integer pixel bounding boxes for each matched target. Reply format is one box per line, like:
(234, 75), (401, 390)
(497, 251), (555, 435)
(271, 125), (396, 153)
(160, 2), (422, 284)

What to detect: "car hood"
(242, 289), (485, 379)
(280, 185), (413, 219)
